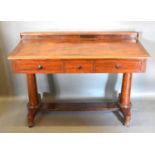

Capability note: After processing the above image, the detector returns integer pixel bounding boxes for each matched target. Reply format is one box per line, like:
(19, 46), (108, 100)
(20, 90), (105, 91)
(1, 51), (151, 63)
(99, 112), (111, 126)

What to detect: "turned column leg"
(120, 73), (132, 126)
(27, 74), (40, 127)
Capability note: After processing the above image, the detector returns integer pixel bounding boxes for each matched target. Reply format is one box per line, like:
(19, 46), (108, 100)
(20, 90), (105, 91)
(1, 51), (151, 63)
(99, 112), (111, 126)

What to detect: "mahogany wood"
(13, 60), (63, 73)
(95, 59), (143, 73)
(11, 59), (146, 74)
(64, 60), (94, 73)
(120, 73), (132, 126)
(8, 32), (149, 60)
(20, 32), (139, 43)
(8, 32), (150, 127)
(41, 102), (119, 112)
(27, 74), (40, 127)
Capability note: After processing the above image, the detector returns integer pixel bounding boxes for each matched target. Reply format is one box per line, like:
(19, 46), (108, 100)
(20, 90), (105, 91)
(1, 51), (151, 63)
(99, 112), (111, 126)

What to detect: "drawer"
(64, 60), (94, 73)
(95, 60), (142, 73)
(12, 60), (63, 73)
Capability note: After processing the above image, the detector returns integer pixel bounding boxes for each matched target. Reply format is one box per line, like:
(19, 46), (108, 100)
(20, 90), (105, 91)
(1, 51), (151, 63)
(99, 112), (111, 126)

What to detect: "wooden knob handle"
(115, 64), (121, 69)
(37, 65), (43, 70)
(77, 64), (82, 69)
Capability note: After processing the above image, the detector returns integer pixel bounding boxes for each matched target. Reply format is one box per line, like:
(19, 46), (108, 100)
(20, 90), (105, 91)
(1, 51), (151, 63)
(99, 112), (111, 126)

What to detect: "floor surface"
(0, 97), (155, 132)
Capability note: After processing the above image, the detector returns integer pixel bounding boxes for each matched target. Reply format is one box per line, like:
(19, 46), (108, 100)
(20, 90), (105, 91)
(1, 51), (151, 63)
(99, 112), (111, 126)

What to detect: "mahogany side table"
(8, 32), (150, 127)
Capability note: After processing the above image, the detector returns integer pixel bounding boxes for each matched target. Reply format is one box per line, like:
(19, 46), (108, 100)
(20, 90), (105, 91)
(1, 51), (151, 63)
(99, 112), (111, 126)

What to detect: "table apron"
(11, 59), (146, 74)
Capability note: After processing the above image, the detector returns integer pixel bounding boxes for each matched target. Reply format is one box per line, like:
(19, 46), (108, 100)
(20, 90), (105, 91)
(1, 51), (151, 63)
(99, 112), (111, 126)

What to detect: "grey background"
(0, 21), (155, 100)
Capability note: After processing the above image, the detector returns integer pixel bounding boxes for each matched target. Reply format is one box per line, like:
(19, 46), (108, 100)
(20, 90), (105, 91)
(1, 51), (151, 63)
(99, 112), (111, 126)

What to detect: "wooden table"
(8, 32), (149, 127)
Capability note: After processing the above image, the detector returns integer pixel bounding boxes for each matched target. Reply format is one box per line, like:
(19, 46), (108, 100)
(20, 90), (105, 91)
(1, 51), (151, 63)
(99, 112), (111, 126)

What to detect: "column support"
(27, 74), (40, 127)
(120, 73), (132, 126)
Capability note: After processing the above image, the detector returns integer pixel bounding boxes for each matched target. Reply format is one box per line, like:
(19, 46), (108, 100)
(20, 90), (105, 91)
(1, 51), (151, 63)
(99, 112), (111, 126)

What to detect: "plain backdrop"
(0, 21), (154, 100)
(0, 0), (155, 154)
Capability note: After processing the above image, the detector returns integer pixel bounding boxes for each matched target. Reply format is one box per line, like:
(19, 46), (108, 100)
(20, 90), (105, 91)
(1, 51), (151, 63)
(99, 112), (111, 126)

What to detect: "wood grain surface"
(7, 32), (150, 127)
(8, 32), (149, 60)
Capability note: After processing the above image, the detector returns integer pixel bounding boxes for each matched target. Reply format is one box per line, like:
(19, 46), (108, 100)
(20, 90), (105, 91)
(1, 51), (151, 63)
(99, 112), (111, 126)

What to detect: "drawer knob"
(115, 64), (121, 69)
(37, 65), (43, 70)
(77, 64), (82, 70)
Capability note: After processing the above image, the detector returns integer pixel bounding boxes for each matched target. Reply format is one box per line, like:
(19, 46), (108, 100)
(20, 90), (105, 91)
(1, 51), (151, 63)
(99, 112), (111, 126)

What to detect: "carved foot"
(27, 106), (39, 128)
(28, 121), (34, 128)
(124, 115), (131, 127)
(120, 107), (131, 127)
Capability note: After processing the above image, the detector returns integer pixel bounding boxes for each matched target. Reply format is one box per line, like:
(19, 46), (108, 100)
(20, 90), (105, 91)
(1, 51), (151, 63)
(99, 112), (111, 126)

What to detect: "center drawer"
(64, 60), (94, 73)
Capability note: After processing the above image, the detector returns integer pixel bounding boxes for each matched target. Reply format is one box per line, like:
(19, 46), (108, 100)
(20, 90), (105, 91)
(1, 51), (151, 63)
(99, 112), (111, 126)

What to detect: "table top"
(8, 32), (150, 60)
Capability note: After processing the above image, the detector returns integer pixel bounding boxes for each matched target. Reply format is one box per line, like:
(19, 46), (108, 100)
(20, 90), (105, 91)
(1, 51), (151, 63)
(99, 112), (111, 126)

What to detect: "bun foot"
(27, 108), (38, 128)
(124, 116), (131, 127)
(124, 121), (130, 127)
(28, 121), (34, 128)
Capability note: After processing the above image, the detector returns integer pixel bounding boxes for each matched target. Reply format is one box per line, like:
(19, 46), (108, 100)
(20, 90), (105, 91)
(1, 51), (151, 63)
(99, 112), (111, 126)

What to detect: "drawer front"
(64, 60), (94, 73)
(95, 60), (142, 73)
(12, 60), (63, 73)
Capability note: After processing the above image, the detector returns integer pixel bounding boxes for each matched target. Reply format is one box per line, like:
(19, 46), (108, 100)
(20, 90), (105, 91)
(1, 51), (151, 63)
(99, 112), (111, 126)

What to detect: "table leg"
(27, 74), (40, 127)
(120, 73), (132, 126)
